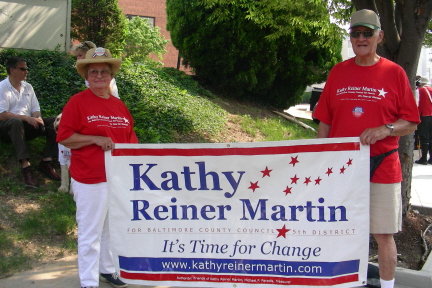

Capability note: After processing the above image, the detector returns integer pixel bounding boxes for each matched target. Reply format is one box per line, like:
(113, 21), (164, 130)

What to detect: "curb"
(361, 262), (432, 288)
(394, 266), (432, 288)
(391, 205), (432, 288)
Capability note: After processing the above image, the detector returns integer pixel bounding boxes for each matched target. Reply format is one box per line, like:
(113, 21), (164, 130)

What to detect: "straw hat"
(76, 47), (122, 78)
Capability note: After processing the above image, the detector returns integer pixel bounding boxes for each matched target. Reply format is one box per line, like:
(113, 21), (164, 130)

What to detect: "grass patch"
(17, 193), (76, 238)
(240, 115), (317, 141)
(0, 231), (32, 276)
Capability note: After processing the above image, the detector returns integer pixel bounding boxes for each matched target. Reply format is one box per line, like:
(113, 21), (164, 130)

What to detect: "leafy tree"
(166, 0), (342, 109)
(123, 16), (169, 66)
(424, 21), (432, 47)
(71, 0), (126, 56)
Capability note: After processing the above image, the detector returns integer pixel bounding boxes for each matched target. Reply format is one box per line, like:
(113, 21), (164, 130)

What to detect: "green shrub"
(118, 64), (226, 143)
(0, 49), (84, 116)
(0, 49), (226, 144)
(166, 0), (341, 109)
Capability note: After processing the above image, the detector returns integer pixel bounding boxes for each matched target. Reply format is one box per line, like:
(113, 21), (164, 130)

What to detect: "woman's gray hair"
(72, 41), (96, 55)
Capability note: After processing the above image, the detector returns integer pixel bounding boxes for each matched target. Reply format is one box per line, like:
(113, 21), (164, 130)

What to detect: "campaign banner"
(105, 137), (370, 287)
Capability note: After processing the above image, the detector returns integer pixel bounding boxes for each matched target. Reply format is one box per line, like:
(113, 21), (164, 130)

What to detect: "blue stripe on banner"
(119, 256), (359, 277)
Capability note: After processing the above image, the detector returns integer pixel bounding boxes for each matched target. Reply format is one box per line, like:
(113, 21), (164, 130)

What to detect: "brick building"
(118, 0), (188, 71)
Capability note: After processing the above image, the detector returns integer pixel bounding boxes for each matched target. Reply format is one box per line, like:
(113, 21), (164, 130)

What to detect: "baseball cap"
(350, 9), (381, 30)
(419, 76), (430, 85)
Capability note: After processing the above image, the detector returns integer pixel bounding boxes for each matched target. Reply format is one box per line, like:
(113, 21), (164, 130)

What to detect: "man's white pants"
(72, 179), (116, 287)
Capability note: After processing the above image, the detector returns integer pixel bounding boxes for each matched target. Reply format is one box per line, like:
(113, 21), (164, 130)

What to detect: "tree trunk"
(399, 134), (414, 216)
(352, 0), (432, 216)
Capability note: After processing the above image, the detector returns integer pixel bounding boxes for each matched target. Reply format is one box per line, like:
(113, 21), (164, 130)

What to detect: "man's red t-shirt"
(418, 86), (432, 116)
(314, 57), (420, 183)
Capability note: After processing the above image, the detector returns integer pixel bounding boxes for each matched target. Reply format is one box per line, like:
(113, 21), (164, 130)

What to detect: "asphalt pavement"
(1, 162), (432, 288)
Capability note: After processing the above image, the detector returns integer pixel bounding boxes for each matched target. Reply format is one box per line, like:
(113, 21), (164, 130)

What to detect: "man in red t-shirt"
(415, 76), (432, 164)
(314, 9), (419, 288)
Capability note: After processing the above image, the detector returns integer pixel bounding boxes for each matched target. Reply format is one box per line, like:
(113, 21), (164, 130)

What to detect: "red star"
(315, 177), (322, 185)
(347, 159), (353, 166)
(289, 156), (299, 167)
(261, 166), (272, 177)
(276, 225), (290, 238)
(248, 181), (260, 192)
(304, 177), (312, 185)
(326, 168), (333, 176)
(290, 174), (299, 184)
(283, 186), (292, 195)
(340, 166), (346, 174)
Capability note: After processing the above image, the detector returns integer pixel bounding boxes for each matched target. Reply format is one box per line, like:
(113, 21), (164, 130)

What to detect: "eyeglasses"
(88, 69), (111, 77)
(349, 30), (375, 39)
(15, 67), (29, 71)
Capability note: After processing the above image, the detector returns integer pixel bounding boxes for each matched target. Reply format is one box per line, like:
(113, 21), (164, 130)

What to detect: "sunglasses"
(15, 67), (29, 71)
(349, 30), (375, 39)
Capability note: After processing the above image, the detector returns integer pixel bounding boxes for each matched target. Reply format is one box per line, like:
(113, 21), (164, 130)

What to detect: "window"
(126, 15), (155, 27)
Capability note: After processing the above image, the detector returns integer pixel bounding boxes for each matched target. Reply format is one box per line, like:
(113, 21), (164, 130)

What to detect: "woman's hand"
(94, 136), (115, 151)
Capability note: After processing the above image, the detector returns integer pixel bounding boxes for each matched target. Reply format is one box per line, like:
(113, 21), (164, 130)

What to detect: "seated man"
(0, 56), (60, 187)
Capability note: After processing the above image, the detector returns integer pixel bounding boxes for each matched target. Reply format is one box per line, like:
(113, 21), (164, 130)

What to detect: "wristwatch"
(385, 123), (395, 135)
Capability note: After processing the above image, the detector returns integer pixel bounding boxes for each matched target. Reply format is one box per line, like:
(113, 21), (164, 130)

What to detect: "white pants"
(72, 179), (116, 287)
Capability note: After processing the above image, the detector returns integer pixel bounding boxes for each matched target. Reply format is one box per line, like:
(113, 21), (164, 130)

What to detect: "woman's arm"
(59, 133), (115, 151)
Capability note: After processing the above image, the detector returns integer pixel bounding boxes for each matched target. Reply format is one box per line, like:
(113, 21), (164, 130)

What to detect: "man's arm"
(0, 111), (44, 128)
(360, 119), (417, 145)
(317, 122), (331, 138)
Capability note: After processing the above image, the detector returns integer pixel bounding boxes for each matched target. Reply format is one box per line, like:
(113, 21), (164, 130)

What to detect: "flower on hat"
(76, 47), (122, 78)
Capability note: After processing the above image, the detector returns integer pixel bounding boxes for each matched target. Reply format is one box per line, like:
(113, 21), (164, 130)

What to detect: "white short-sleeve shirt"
(0, 77), (40, 116)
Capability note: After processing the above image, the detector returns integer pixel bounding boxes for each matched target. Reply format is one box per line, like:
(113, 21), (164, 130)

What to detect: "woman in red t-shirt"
(57, 47), (137, 288)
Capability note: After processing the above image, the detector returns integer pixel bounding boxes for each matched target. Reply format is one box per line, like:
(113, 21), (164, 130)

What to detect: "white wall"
(417, 47), (432, 82)
(0, 0), (71, 52)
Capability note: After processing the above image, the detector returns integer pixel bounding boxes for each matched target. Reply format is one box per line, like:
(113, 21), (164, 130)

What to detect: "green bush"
(166, 0), (341, 109)
(0, 49), (84, 116)
(0, 49), (226, 143)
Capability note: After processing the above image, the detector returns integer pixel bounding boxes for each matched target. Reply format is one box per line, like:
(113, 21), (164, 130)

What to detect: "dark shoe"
(366, 263), (380, 287)
(428, 158), (432, 164)
(415, 158), (428, 165)
(100, 272), (128, 287)
(22, 166), (38, 187)
(39, 160), (61, 181)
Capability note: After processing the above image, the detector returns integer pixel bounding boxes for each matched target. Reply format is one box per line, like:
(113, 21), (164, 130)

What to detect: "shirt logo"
(352, 107), (364, 118)
(378, 88), (388, 98)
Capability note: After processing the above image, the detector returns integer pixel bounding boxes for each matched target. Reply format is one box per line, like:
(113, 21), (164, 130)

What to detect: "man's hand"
(24, 116), (44, 129)
(360, 125), (390, 145)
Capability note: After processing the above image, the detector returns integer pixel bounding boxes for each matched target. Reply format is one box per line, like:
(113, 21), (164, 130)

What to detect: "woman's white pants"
(72, 179), (116, 287)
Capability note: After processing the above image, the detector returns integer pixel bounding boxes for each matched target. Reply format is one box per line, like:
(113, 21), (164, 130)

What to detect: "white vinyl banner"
(105, 137), (370, 287)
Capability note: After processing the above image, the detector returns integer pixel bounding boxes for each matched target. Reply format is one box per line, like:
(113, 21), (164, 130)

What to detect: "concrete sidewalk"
(410, 162), (432, 213)
(1, 164), (432, 288)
